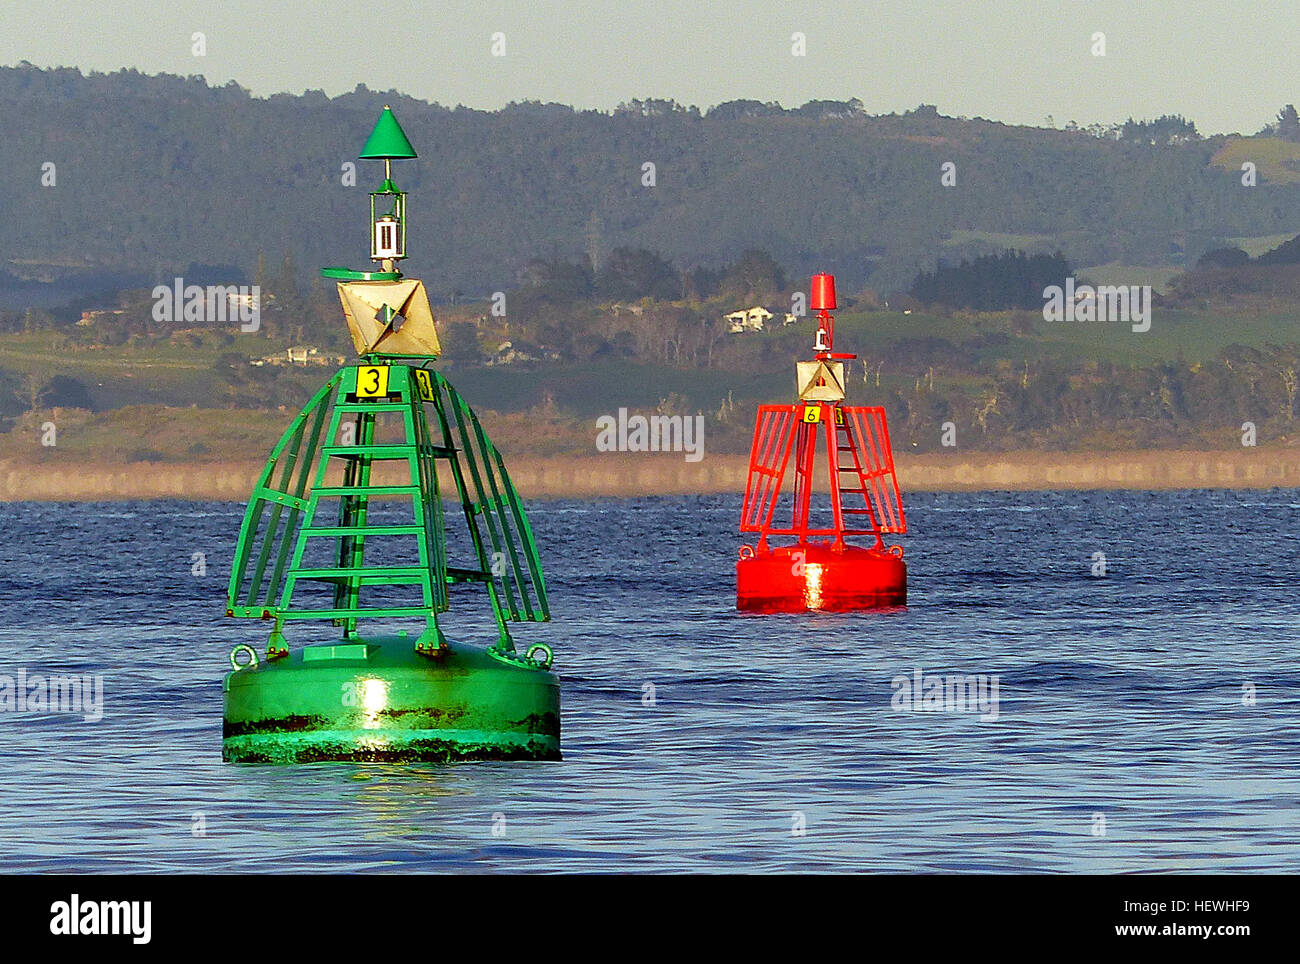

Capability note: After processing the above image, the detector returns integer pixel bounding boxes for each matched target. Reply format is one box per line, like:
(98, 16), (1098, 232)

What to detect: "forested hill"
(4, 63), (1300, 300)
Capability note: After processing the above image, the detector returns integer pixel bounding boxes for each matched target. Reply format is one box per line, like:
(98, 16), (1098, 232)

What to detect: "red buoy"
(737, 272), (908, 611)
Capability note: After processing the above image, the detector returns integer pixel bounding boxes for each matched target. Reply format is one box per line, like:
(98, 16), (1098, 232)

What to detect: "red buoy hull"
(736, 543), (906, 612)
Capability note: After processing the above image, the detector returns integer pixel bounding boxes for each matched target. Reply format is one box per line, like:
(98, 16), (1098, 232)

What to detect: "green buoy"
(221, 107), (559, 763)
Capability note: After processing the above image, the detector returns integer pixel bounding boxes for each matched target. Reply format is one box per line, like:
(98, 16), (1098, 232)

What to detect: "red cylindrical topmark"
(810, 272), (837, 311)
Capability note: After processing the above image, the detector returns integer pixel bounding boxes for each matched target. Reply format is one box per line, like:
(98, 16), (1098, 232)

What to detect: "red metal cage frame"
(740, 401), (906, 547)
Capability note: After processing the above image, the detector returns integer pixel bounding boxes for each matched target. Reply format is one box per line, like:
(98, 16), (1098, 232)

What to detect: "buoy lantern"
(222, 107), (560, 763)
(737, 273), (907, 611)
(810, 271), (837, 311)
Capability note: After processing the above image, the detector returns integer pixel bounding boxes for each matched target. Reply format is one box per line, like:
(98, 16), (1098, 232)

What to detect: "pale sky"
(0, 0), (1291, 134)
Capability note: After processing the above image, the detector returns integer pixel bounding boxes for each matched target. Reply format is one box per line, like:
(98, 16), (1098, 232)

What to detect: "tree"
(909, 249), (1072, 311)
(720, 250), (786, 302)
(17, 372), (48, 413)
(441, 322), (482, 365)
(793, 98), (865, 120)
(595, 248), (679, 302)
(1196, 247), (1249, 269)
(43, 375), (95, 410)
(706, 99), (786, 120)
(22, 307), (55, 332)
(1119, 114), (1200, 145)
(522, 257), (593, 302)
(1279, 105), (1300, 142)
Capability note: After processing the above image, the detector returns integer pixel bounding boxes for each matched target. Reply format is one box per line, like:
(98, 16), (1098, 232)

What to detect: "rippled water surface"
(1, 490), (1298, 872)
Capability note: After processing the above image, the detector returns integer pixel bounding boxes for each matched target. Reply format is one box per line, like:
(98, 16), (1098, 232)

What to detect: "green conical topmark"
(359, 105), (417, 159)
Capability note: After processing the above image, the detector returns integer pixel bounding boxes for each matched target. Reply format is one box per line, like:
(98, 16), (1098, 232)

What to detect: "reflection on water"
(1, 490), (1299, 872)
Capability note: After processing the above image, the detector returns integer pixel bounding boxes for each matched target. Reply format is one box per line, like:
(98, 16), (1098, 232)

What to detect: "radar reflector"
(337, 278), (441, 357)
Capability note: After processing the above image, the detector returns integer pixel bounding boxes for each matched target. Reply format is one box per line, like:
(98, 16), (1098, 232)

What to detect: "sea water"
(0, 490), (1297, 872)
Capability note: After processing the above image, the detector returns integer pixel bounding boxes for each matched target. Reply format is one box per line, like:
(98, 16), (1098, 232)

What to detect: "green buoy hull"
(222, 636), (560, 764)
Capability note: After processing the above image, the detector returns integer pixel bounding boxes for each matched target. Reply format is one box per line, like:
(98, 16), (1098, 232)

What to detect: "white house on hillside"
(725, 306), (774, 333)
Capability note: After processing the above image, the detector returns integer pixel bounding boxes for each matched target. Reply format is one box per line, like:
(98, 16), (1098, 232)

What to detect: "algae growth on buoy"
(221, 107), (559, 763)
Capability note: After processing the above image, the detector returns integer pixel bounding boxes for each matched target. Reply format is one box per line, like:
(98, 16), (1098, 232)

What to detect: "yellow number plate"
(802, 406), (822, 423)
(356, 365), (390, 398)
(413, 368), (435, 402)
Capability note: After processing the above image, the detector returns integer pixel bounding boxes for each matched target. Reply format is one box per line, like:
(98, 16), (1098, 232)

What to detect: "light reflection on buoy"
(361, 678), (389, 729)
(804, 563), (825, 610)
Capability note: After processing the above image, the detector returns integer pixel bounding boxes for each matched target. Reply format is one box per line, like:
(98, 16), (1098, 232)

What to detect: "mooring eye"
(229, 644), (260, 671)
(525, 643), (553, 669)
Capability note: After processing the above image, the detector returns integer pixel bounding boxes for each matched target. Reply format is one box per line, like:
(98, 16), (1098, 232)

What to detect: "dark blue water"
(1, 490), (1298, 872)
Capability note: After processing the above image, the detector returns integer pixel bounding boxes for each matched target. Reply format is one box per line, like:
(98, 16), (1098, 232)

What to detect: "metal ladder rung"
(446, 566), (491, 583)
(321, 444), (456, 460)
(301, 524), (424, 537)
(280, 606), (433, 621)
(320, 444), (419, 460)
(291, 566), (429, 584)
(835, 419), (877, 525)
(333, 402), (409, 413)
(312, 484), (422, 497)
(255, 491), (310, 512)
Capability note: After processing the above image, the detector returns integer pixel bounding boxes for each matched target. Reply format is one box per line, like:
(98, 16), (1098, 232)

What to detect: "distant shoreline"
(7, 449), (1300, 501)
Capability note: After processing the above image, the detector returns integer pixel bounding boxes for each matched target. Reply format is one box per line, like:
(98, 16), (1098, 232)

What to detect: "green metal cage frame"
(226, 361), (549, 660)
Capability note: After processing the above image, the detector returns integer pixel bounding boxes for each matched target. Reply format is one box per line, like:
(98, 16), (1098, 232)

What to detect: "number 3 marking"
(357, 365), (389, 397)
(414, 369), (435, 401)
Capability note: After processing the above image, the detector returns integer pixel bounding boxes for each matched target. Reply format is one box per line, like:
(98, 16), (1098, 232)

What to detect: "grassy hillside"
(1210, 136), (1300, 184)
(7, 292), (1300, 464)
(12, 300), (1297, 418)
